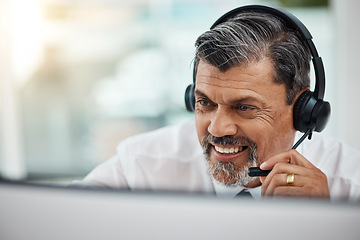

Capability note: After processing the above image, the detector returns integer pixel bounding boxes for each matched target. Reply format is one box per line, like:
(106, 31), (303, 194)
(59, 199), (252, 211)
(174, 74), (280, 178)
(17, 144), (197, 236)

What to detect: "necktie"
(235, 189), (253, 199)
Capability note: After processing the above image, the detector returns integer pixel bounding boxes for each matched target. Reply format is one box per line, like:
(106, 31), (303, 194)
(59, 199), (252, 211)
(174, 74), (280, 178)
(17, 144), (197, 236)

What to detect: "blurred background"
(0, 0), (359, 185)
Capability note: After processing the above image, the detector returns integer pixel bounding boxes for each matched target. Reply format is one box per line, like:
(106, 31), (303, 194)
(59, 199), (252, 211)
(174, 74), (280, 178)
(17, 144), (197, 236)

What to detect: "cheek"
(257, 121), (295, 161)
(245, 108), (295, 159)
(276, 108), (295, 136)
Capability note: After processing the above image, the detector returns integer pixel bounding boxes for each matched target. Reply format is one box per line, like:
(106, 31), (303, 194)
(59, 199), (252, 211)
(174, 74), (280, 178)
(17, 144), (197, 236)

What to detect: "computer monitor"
(1, 179), (359, 240)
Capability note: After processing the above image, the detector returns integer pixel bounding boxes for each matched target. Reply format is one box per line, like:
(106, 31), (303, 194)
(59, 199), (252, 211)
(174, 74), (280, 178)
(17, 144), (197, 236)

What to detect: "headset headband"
(208, 5), (325, 100)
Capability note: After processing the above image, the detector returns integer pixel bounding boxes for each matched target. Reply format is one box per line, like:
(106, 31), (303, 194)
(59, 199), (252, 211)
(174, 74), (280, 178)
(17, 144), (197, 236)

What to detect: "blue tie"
(235, 189), (253, 198)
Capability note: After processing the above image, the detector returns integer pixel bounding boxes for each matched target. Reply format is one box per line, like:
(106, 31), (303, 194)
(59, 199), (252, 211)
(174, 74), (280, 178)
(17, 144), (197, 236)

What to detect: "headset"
(184, 5), (331, 137)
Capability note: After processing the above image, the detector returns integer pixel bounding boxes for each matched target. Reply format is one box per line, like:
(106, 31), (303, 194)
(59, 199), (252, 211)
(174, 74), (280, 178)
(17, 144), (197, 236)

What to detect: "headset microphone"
(248, 123), (315, 177)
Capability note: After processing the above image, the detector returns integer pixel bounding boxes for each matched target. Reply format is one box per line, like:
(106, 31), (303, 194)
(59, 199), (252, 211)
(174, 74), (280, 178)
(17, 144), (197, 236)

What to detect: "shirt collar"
(213, 180), (262, 200)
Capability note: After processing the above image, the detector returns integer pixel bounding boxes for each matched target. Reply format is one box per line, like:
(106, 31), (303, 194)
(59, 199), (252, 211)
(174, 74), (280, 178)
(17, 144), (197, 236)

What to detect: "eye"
(196, 98), (212, 107)
(237, 105), (254, 111)
(195, 98), (215, 111)
(198, 99), (210, 106)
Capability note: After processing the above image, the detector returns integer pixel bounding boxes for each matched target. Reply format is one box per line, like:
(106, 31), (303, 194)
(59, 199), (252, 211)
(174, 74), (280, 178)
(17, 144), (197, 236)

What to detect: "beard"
(202, 133), (258, 187)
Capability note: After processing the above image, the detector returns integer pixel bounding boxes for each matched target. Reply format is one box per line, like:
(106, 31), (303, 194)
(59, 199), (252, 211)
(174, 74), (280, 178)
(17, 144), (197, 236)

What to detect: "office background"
(0, 0), (359, 184)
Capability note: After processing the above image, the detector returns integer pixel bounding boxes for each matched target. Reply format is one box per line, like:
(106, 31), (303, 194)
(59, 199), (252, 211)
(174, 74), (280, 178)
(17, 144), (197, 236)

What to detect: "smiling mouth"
(214, 145), (248, 154)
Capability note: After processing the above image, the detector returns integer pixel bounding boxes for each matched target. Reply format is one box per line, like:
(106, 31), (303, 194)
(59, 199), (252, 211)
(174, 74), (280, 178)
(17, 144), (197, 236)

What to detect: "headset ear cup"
(293, 90), (331, 133)
(312, 100), (331, 132)
(293, 90), (312, 133)
(185, 84), (195, 112)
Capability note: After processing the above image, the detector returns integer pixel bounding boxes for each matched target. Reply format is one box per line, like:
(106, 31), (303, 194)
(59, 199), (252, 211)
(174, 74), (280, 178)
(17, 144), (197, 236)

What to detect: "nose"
(207, 106), (238, 137)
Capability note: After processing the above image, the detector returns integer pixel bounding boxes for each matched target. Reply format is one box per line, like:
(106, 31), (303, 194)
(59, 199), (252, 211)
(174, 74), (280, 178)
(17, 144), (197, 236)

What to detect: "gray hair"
(194, 12), (311, 105)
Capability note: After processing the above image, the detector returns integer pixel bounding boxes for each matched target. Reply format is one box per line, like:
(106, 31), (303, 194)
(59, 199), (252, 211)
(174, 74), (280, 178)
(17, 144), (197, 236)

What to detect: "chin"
(201, 132), (259, 186)
(208, 161), (255, 187)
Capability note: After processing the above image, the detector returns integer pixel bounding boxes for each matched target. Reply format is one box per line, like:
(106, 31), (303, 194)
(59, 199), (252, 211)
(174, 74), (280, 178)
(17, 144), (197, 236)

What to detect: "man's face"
(194, 58), (296, 187)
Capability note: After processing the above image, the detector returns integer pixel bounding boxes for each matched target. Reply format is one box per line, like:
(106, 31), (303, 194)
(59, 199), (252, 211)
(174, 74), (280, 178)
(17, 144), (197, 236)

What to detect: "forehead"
(195, 59), (283, 102)
(196, 59), (275, 89)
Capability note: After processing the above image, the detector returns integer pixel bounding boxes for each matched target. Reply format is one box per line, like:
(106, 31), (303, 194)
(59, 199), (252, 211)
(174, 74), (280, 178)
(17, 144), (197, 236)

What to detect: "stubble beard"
(202, 133), (258, 187)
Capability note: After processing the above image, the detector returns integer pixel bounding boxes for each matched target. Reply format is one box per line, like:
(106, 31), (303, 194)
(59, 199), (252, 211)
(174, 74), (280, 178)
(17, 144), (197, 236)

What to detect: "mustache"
(202, 133), (254, 146)
(202, 133), (257, 157)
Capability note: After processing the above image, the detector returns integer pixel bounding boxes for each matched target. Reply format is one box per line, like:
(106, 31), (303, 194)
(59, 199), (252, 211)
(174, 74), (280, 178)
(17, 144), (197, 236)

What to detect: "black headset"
(184, 5), (331, 135)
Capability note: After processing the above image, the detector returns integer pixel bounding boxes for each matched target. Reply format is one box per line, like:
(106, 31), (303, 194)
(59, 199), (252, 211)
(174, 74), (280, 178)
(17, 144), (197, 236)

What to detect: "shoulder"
(114, 120), (211, 191)
(77, 120), (206, 190)
(297, 132), (360, 200)
(117, 120), (202, 161)
(297, 132), (360, 171)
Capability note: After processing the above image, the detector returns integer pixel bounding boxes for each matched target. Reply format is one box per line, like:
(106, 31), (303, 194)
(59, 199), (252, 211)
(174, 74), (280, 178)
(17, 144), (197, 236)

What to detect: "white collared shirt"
(213, 184), (262, 200)
(72, 120), (360, 202)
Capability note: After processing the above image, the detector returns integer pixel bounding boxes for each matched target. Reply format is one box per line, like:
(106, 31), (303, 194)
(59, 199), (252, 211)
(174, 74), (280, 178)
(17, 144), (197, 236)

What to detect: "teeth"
(214, 146), (244, 154)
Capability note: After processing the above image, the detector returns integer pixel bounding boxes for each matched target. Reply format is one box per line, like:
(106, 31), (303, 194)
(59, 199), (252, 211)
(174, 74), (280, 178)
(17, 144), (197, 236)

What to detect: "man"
(72, 6), (360, 201)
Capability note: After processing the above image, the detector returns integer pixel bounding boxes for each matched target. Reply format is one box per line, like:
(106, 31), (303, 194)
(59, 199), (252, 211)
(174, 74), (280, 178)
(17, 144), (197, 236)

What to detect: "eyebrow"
(194, 90), (215, 105)
(194, 89), (263, 106)
(194, 90), (210, 100)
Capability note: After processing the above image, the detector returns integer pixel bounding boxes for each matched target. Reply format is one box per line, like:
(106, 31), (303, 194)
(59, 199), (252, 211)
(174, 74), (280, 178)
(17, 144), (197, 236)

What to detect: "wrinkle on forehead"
(195, 59), (274, 89)
(195, 81), (264, 100)
(197, 77), (255, 89)
(195, 71), (268, 98)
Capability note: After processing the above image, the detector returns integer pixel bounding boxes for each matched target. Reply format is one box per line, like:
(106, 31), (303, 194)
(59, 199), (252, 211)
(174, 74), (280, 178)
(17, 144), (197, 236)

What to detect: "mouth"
(212, 144), (249, 162)
(214, 145), (248, 154)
